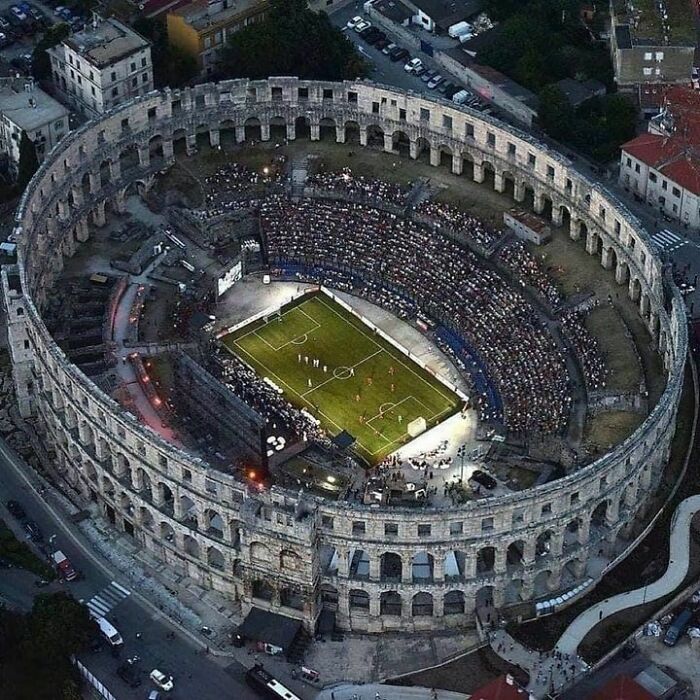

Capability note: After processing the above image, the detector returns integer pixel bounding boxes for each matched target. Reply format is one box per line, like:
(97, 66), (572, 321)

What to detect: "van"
(663, 608), (692, 646)
(95, 616), (124, 647)
(51, 550), (78, 581)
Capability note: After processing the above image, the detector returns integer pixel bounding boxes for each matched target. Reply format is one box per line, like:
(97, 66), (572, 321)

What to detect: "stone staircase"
(290, 155), (308, 199)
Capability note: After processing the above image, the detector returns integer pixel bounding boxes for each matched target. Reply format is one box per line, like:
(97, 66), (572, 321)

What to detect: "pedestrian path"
(489, 494), (700, 697)
(86, 580), (131, 618)
(651, 229), (686, 253)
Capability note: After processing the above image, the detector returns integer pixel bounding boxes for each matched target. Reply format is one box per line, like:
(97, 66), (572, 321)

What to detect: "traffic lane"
(0, 438), (261, 699)
(0, 566), (58, 610)
(84, 598), (259, 700)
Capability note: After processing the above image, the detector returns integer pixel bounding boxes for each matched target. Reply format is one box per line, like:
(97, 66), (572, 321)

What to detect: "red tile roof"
(587, 675), (656, 700)
(622, 86), (700, 195)
(471, 675), (530, 700)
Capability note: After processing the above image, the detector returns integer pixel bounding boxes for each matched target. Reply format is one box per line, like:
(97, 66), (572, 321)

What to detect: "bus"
(244, 665), (302, 700)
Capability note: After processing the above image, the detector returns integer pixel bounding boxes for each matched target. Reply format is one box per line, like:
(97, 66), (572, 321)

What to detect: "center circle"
(333, 366), (352, 379)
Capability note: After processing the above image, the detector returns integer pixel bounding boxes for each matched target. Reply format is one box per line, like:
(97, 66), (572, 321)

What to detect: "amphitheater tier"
(3, 78), (687, 633)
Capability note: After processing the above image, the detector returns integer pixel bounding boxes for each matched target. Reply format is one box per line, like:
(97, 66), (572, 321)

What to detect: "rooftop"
(0, 78), (68, 132)
(65, 17), (150, 68)
(170, 0), (268, 31)
(587, 674), (656, 700)
(612, 0), (695, 46)
(622, 86), (700, 195)
(555, 77), (607, 107)
(407, 0), (483, 27)
(374, 0), (413, 24)
(470, 675), (530, 700)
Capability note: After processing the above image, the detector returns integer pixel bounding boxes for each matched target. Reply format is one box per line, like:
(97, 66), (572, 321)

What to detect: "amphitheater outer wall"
(3, 78), (687, 633)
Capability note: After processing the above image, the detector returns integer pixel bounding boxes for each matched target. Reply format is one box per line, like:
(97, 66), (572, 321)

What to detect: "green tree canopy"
(538, 85), (575, 141)
(220, 0), (367, 81)
(17, 132), (39, 191)
(32, 22), (70, 81)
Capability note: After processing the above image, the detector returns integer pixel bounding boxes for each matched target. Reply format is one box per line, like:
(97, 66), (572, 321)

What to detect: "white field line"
(235, 305), (320, 351)
(300, 349), (382, 398)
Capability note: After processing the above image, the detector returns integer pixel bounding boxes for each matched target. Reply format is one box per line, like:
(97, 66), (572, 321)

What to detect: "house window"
(347, 90), (357, 103)
(541, 503), (552, 516)
(141, 57), (147, 67)
(111, 71), (117, 82)
(418, 524), (431, 537)
(399, 108), (406, 121)
(507, 142), (516, 156)
(643, 68), (652, 76)
(352, 521), (365, 535)
(662, 180), (668, 191)
(487, 131), (495, 146)
(626, 157), (632, 167)
(298, 87), (309, 100)
(420, 107), (430, 122)
(323, 88), (333, 100)
(547, 165), (555, 179)
(130, 61), (137, 71)
(321, 515), (334, 530)
(112, 87), (118, 97)
(655, 51), (664, 60)
(372, 101), (380, 114)
(142, 73), (149, 84)
(672, 186), (681, 197)
(465, 122), (474, 138)
(449, 522), (463, 535)
(634, 163), (640, 173)
(132, 77), (137, 87)
(443, 114), (452, 130)
(644, 51), (653, 60)
(385, 523), (398, 536)
(481, 517), (494, 532)
(528, 153), (536, 167)
(649, 172), (657, 182)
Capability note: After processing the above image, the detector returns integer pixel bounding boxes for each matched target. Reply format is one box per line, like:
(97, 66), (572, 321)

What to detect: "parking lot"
(331, 3), (491, 113)
(0, 0), (82, 70)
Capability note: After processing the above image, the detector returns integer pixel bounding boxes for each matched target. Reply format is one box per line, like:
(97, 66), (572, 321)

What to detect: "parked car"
(663, 608), (693, 646)
(381, 42), (396, 55)
(149, 669), (174, 692)
(404, 57), (423, 73)
(346, 15), (363, 29)
(10, 6), (27, 20)
(375, 37), (390, 50)
(427, 74), (444, 88)
(117, 660), (143, 688)
(368, 31), (386, 45)
(470, 470), (497, 490)
(6, 499), (26, 519)
(23, 520), (43, 542)
(389, 47), (409, 62)
(413, 64), (427, 76)
(421, 69), (436, 83)
(362, 29), (382, 44)
(353, 19), (370, 32)
(53, 5), (66, 14)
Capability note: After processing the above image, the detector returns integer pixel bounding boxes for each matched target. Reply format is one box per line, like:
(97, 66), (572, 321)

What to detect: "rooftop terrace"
(613, 0), (696, 46)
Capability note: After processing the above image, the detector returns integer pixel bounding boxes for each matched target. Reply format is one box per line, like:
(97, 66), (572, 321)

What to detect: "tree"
(220, 0), (367, 81)
(32, 22), (70, 81)
(538, 85), (575, 141)
(17, 132), (39, 190)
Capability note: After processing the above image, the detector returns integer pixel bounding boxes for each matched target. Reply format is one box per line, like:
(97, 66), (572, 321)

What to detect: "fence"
(72, 657), (118, 700)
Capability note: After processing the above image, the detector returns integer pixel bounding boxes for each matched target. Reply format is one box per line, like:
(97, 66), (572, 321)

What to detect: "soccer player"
(308, 378), (313, 388)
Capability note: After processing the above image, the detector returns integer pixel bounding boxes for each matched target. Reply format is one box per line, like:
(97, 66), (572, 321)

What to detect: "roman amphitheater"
(3, 78), (687, 635)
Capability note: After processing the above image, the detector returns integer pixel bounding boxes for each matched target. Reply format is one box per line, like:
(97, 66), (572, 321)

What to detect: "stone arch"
(536, 530), (554, 558)
(219, 119), (236, 147)
(320, 583), (339, 607)
(148, 133), (164, 160)
(252, 579), (274, 601)
(319, 545), (339, 576)
(481, 160), (495, 188)
(533, 569), (553, 596)
(119, 492), (133, 514)
(349, 588), (370, 610)
(500, 169), (516, 199)
(250, 541), (271, 565)
(344, 120), (361, 144)
(414, 136), (431, 162)
(119, 144), (139, 173)
(207, 545), (225, 570)
(183, 533), (199, 558)
(380, 552), (402, 582)
(591, 500), (609, 528)
(204, 508), (224, 538)
(280, 549), (302, 571)
(629, 277), (642, 302)
(475, 585), (494, 610)
(444, 590), (465, 615)
(366, 124), (384, 148)
(392, 130), (411, 156)
(437, 143), (453, 168)
(445, 550), (466, 582)
(159, 521), (175, 542)
(412, 592), (434, 617)
(244, 117), (261, 141)
(476, 545), (495, 574)
(349, 548), (370, 580)
(506, 540), (525, 569)
(563, 517), (584, 552)
(280, 586), (304, 610)
(137, 468), (153, 502)
(295, 116), (311, 139)
(160, 482), (174, 513)
(269, 115), (286, 140)
(98, 159), (111, 187)
(84, 461), (98, 484)
(139, 506), (154, 531)
(380, 591), (402, 616)
(461, 151), (475, 179)
(172, 127), (187, 153)
(559, 204), (572, 230)
(540, 193), (554, 220)
(319, 117), (336, 141)
(411, 551), (434, 582)
(103, 477), (115, 499)
(616, 260), (630, 285)
(522, 183), (535, 209)
(504, 578), (525, 604)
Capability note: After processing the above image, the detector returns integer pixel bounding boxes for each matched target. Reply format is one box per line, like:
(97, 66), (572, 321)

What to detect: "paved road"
(0, 437), (258, 700)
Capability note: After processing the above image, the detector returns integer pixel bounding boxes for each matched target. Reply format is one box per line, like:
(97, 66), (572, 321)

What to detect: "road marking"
(651, 229), (685, 252)
(86, 581), (131, 618)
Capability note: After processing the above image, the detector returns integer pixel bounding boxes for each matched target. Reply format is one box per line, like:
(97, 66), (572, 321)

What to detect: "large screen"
(217, 260), (242, 298)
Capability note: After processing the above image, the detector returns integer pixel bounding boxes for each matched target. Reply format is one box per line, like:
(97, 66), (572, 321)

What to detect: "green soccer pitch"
(221, 291), (463, 464)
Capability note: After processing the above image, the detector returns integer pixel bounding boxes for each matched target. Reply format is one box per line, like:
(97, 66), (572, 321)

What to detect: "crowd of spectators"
(415, 201), (502, 251)
(306, 168), (410, 208)
(262, 197), (572, 434)
(560, 305), (608, 392)
(200, 162), (282, 214)
(497, 241), (562, 309)
(212, 346), (327, 445)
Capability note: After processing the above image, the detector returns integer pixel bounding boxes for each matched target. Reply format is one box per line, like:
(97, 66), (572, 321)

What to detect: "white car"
(427, 74), (444, 89)
(353, 19), (371, 33)
(404, 58), (423, 73)
(10, 7), (26, 19)
(346, 15), (363, 29)
(149, 669), (174, 692)
(54, 5), (66, 14)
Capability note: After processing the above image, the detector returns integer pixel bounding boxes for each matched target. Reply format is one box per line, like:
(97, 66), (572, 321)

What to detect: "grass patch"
(0, 520), (55, 580)
(222, 291), (462, 463)
(583, 410), (645, 456)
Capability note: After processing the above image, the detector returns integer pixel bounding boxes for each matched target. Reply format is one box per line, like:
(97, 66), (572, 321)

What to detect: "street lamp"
(458, 445), (467, 482)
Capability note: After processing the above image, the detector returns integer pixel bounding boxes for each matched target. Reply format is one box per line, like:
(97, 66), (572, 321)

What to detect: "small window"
(507, 142), (516, 155)
(372, 101), (380, 114)
(634, 163), (640, 173)
(626, 157), (632, 167)
(420, 107), (430, 122)
(649, 172), (657, 182)
(465, 122), (474, 138)
(352, 521), (365, 535)
(182, 468), (192, 482)
(347, 90), (357, 103)
(321, 515), (334, 530)
(158, 454), (168, 467)
(385, 523), (399, 536)
(271, 86), (282, 100)
(205, 480), (217, 494)
(541, 503), (552, 516)
(643, 68), (652, 76)
(547, 165), (555, 179)
(570, 492), (580, 505)
(528, 153), (536, 166)
(141, 57), (147, 67)
(565, 177), (572, 191)
(662, 180), (668, 191)
(298, 87), (309, 100)
(442, 114), (452, 130)
(512, 510), (525, 525)
(399, 108), (406, 121)
(481, 517), (494, 532)
(323, 88), (333, 100)
(449, 522), (463, 535)
(655, 51), (664, 60)
(417, 524), (431, 536)
(487, 132), (495, 146)
(644, 52), (653, 61)
(672, 186), (681, 197)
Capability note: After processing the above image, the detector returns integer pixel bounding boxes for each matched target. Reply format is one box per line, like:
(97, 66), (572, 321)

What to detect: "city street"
(0, 437), (259, 700)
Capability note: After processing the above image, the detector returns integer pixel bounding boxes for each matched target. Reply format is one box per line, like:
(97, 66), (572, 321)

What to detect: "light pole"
(458, 445), (467, 482)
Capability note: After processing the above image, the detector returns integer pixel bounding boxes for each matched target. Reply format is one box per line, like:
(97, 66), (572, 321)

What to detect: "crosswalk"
(651, 229), (686, 253)
(86, 581), (131, 618)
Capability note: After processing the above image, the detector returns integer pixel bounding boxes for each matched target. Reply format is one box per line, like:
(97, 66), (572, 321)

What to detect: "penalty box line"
(241, 303), (321, 352)
(300, 349), (383, 398)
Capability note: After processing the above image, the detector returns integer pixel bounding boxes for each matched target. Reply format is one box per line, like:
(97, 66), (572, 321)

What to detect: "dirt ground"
(583, 410), (645, 456)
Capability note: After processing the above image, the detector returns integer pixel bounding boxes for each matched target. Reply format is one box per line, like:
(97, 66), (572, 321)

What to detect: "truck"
(663, 608), (693, 646)
(94, 616), (124, 647)
(52, 550), (78, 581)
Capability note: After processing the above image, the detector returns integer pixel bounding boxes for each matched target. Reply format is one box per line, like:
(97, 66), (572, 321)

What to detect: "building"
(49, 16), (153, 117)
(0, 77), (69, 177)
(609, 0), (694, 96)
(6, 78), (685, 635)
(471, 675), (530, 700)
(555, 77), (606, 109)
(587, 674), (655, 700)
(403, 0), (482, 32)
(167, 0), (269, 77)
(504, 209), (551, 245)
(619, 87), (700, 229)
